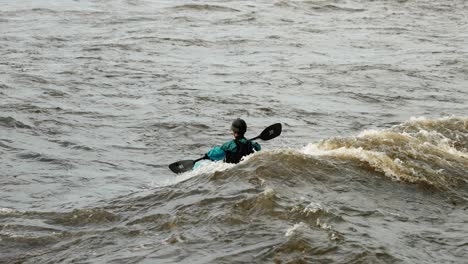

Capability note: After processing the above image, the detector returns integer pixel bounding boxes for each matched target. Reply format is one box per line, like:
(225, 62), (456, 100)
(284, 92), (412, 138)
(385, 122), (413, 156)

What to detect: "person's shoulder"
(221, 140), (236, 150)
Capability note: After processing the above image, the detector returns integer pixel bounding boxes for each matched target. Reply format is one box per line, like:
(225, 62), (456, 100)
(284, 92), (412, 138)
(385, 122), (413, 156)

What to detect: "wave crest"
(302, 117), (468, 196)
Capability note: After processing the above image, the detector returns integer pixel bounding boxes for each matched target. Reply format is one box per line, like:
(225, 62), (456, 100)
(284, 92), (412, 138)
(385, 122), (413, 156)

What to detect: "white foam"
(262, 187), (276, 198)
(0, 208), (15, 214)
(155, 155), (262, 188)
(161, 161), (234, 186)
(301, 143), (413, 181)
(304, 202), (326, 214)
(285, 222), (307, 237)
(357, 129), (385, 138)
(316, 218), (332, 230)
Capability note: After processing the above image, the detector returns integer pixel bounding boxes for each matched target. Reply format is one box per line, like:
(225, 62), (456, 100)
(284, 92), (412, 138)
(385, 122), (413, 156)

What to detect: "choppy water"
(1, 0), (467, 263)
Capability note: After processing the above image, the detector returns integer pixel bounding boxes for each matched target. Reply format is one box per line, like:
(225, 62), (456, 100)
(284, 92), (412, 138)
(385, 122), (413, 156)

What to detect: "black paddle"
(169, 123), (282, 174)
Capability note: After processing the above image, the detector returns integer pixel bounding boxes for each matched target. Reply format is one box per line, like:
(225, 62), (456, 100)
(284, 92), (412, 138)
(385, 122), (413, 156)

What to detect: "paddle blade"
(257, 123), (282, 141)
(169, 160), (195, 174)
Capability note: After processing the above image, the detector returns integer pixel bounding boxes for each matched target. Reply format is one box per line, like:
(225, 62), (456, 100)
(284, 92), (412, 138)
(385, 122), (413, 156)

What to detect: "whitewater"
(1, 0), (467, 263)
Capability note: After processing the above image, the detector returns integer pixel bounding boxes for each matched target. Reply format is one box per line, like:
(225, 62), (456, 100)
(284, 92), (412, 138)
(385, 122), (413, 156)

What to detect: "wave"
(0, 208), (119, 227)
(0, 116), (32, 129)
(172, 4), (240, 13)
(15, 151), (75, 169)
(301, 117), (467, 193)
(2, 117), (467, 263)
(166, 116), (468, 201)
(275, 1), (366, 13)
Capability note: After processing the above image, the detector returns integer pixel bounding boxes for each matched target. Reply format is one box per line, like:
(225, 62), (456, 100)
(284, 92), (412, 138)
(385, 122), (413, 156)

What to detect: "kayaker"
(204, 118), (261, 163)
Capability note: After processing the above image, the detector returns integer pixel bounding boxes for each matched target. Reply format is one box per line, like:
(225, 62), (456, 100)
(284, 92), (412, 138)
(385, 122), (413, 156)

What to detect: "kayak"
(193, 159), (212, 170)
(168, 123), (282, 174)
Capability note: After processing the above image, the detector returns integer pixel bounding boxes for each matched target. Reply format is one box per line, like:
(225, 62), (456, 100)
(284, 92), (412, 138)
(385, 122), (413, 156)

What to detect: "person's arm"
(205, 146), (226, 161)
(252, 141), (261, 151)
(206, 140), (238, 161)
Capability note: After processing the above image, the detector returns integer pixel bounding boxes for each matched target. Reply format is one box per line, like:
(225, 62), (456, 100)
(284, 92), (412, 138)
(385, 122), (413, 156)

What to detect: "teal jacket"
(206, 138), (261, 161)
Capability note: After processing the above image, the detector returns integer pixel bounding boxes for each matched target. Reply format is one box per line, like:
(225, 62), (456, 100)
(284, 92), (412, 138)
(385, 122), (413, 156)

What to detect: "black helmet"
(231, 118), (247, 135)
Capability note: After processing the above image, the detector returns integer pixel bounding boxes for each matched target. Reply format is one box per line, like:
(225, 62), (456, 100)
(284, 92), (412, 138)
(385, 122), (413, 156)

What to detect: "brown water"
(1, 0), (467, 263)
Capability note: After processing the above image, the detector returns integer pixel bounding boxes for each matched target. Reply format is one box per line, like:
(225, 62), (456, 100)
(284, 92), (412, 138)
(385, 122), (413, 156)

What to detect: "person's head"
(231, 118), (247, 139)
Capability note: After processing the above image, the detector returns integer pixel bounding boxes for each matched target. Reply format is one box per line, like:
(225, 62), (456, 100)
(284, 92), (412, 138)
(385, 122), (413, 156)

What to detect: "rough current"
(1, 0), (467, 263)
